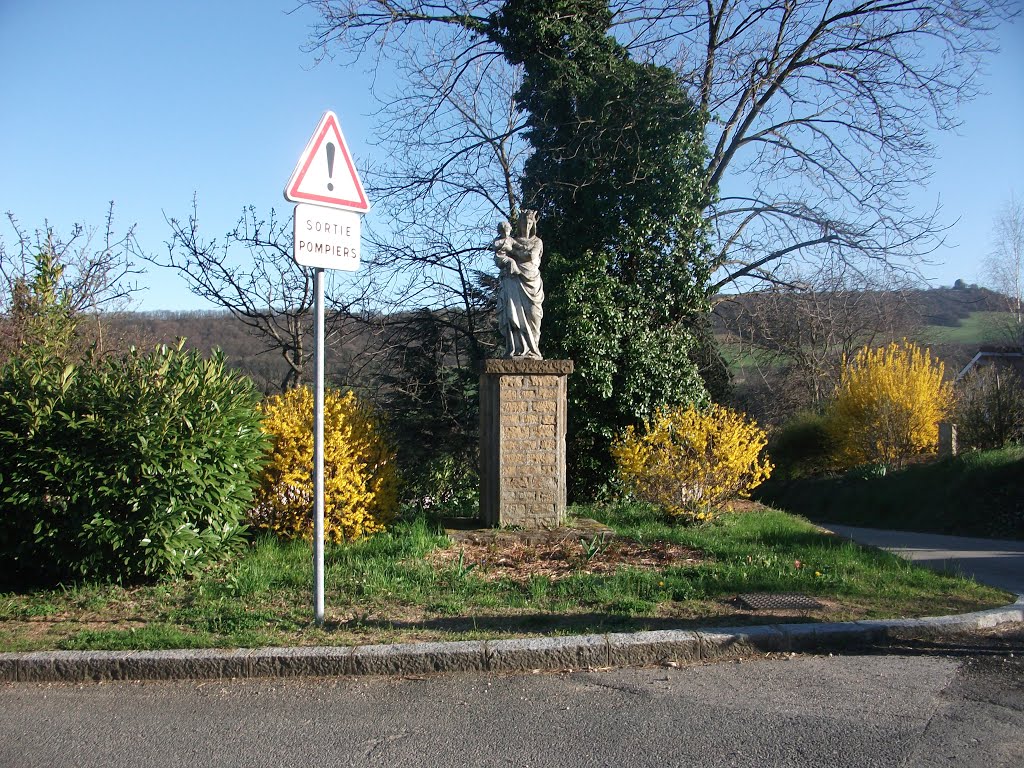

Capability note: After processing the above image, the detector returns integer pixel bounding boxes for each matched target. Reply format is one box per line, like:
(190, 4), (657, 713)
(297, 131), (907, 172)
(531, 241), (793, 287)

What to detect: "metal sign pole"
(286, 109), (369, 628)
(313, 267), (326, 626)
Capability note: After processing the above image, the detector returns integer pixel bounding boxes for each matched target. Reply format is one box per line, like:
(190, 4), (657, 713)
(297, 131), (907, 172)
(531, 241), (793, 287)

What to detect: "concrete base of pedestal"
(479, 359), (573, 529)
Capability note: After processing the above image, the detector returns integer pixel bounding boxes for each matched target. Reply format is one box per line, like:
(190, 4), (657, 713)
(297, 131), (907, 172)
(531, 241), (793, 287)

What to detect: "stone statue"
(493, 210), (544, 359)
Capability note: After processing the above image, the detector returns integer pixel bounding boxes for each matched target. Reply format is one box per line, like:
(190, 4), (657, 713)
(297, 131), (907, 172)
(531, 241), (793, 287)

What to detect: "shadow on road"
(839, 624), (1024, 659)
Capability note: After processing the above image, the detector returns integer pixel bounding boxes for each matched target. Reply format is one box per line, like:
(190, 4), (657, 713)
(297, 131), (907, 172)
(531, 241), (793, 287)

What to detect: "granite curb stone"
(604, 630), (703, 668)
(351, 640), (486, 676)
(2, 598), (1021, 683)
(696, 625), (789, 658)
(485, 634), (608, 673)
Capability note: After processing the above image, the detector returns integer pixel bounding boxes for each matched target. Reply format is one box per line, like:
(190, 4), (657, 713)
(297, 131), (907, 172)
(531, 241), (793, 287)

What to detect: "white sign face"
(284, 111), (370, 213)
(293, 203), (361, 271)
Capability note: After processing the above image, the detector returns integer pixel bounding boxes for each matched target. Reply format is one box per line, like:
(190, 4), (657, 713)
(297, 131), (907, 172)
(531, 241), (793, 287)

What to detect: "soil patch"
(428, 537), (706, 582)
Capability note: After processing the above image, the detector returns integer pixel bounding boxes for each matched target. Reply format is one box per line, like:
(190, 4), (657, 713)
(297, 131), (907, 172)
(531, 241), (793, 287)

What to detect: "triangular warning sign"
(284, 111), (370, 213)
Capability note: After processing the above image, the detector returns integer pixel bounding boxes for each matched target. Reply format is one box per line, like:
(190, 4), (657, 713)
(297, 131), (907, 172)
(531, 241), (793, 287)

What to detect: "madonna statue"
(493, 210), (544, 359)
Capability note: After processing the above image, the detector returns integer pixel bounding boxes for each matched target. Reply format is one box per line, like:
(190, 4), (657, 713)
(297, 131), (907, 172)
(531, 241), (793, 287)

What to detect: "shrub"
(768, 410), (833, 480)
(611, 403), (772, 522)
(252, 386), (399, 542)
(403, 454), (480, 519)
(374, 316), (481, 516)
(828, 341), (952, 469)
(955, 365), (1024, 450)
(0, 343), (267, 587)
(4, 250), (76, 360)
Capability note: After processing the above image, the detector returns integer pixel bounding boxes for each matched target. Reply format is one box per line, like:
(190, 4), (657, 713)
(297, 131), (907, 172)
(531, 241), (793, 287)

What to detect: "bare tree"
(0, 203), (142, 360)
(148, 200), (371, 392)
(313, 23), (528, 433)
(355, 27), (526, 362)
(982, 193), (1024, 340)
(720, 258), (922, 421)
(645, 0), (1010, 290)
(304, 0), (1014, 294)
(151, 50), (520, 397)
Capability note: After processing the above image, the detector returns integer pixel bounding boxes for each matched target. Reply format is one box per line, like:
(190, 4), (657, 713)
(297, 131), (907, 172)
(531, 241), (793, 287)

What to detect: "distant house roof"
(956, 346), (1024, 381)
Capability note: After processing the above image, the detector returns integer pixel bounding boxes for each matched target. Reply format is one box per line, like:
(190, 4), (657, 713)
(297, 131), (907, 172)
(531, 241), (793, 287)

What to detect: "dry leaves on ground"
(428, 538), (706, 582)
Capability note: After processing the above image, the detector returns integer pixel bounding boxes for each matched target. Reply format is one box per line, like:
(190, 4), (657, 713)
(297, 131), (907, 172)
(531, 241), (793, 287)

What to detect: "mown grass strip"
(0, 505), (1011, 652)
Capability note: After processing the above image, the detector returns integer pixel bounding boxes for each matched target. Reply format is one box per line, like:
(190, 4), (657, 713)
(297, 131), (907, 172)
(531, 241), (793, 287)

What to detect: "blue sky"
(1, 1), (1022, 311)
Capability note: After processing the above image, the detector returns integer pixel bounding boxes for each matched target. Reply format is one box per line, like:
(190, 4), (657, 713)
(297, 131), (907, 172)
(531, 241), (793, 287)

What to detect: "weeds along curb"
(3, 598), (1022, 684)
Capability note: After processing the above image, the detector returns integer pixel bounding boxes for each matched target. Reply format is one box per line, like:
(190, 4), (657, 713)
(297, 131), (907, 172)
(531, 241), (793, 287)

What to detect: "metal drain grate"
(736, 593), (823, 611)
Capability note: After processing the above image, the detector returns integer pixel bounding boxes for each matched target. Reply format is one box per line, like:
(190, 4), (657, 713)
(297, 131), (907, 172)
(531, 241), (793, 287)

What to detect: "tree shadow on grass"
(320, 610), (824, 638)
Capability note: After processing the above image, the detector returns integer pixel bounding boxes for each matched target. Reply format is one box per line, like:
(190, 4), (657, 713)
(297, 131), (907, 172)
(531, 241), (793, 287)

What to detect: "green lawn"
(0, 505), (1011, 653)
(919, 311), (1017, 346)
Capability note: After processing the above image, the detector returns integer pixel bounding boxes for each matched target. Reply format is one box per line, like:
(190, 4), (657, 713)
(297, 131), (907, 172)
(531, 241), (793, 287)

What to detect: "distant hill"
(906, 285), (1010, 326)
(711, 284), (1019, 422)
(712, 285), (1009, 334)
(99, 286), (1015, 396)
(100, 310), (378, 394)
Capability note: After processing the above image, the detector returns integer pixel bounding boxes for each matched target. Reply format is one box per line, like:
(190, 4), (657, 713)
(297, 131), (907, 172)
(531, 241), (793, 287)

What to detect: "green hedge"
(756, 446), (1024, 540)
(0, 344), (267, 588)
(766, 410), (833, 480)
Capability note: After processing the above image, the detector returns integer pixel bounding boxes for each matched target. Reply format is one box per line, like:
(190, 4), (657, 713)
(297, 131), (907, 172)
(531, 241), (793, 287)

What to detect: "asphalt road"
(824, 525), (1024, 595)
(3, 628), (1022, 768)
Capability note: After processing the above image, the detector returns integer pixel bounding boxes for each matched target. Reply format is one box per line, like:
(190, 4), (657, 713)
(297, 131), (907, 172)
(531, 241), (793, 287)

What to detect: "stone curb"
(3, 597), (1021, 683)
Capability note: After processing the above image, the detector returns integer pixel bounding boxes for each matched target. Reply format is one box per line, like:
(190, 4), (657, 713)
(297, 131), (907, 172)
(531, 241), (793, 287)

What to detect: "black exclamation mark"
(326, 142), (336, 192)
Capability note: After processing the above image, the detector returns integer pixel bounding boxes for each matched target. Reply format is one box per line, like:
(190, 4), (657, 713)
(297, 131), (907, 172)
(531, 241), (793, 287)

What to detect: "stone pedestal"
(479, 359), (573, 528)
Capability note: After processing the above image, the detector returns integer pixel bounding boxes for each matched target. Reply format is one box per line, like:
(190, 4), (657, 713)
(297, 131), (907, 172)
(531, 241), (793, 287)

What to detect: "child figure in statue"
(493, 210), (544, 359)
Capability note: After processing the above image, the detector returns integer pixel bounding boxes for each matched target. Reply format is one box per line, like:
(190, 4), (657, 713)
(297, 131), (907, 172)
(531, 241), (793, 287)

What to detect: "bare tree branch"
(982, 192), (1024, 339)
(304, 0), (1015, 296)
(0, 202), (144, 359)
(144, 199), (372, 391)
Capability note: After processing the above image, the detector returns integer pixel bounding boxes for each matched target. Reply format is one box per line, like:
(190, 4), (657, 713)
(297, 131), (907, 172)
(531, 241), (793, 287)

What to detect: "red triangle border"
(285, 113), (369, 212)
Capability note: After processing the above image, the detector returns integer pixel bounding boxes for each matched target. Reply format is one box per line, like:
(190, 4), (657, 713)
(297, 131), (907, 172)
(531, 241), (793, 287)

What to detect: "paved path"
(5, 632), (1024, 768)
(823, 525), (1024, 595)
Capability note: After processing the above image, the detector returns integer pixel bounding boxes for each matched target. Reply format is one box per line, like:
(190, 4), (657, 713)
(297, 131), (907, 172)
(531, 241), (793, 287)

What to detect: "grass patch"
(758, 445), (1024, 539)
(716, 336), (782, 375)
(0, 506), (1012, 652)
(919, 311), (1016, 346)
(59, 624), (218, 652)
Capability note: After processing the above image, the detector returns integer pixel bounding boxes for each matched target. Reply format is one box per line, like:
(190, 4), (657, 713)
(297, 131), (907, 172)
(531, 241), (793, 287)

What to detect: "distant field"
(716, 337), (778, 374)
(918, 311), (1017, 346)
(716, 311), (1017, 376)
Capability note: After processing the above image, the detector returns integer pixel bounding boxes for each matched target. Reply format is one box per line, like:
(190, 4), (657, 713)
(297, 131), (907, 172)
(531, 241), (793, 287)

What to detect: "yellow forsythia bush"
(251, 387), (399, 542)
(828, 341), (953, 469)
(612, 403), (772, 522)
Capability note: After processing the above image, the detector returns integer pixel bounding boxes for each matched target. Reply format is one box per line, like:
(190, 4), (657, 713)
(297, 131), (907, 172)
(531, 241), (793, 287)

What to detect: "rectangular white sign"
(293, 203), (361, 271)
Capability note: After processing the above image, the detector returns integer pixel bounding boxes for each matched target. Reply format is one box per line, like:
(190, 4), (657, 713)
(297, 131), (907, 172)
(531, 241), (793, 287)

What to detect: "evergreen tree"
(490, 0), (715, 497)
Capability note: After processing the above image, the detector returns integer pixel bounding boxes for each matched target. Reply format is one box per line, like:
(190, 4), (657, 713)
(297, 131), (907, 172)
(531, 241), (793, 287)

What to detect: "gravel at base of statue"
(493, 210), (544, 359)
(428, 537), (706, 582)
